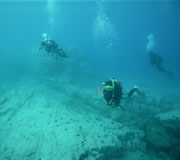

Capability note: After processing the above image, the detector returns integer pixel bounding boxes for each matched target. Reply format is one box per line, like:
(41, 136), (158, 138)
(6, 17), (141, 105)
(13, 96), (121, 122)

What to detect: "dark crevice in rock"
(7, 92), (34, 121)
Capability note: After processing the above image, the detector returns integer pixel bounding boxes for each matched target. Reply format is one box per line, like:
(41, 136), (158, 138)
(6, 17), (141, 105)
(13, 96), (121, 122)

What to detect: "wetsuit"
(149, 51), (174, 79)
(103, 80), (122, 107)
(39, 40), (69, 58)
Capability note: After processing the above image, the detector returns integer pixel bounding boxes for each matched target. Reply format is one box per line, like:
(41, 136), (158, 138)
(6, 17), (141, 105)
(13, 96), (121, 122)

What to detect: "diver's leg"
(57, 49), (63, 57)
(167, 71), (175, 80)
(127, 88), (137, 97)
(135, 88), (146, 97)
(55, 49), (62, 59)
(157, 65), (175, 80)
(59, 48), (69, 58)
(157, 64), (168, 73)
(127, 86), (145, 97)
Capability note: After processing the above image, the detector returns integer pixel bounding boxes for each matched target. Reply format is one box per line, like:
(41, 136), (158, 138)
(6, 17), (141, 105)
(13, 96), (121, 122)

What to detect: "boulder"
(144, 120), (175, 150)
(155, 110), (180, 160)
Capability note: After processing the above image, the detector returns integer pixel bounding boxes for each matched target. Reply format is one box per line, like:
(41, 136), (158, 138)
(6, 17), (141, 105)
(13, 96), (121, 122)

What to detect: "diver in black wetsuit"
(98, 78), (145, 108)
(39, 39), (69, 59)
(148, 51), (174, 79)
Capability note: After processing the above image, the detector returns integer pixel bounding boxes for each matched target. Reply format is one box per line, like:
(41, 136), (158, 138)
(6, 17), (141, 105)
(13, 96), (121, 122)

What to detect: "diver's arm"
(39, 46), (43, 50)
(39, 42), (44, 50)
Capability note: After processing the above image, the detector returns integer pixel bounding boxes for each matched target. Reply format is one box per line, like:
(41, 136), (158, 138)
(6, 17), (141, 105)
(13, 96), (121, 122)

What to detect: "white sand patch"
(156, 109), (180, 121)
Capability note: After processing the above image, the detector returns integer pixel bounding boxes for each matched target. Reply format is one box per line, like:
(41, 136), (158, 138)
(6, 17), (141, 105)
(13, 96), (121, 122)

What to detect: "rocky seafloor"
(0, 78), (180, 160)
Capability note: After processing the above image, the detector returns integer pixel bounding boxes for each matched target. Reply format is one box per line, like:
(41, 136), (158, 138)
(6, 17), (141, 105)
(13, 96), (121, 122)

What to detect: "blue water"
(1, 1), (180, 98)
(0, 1), (180, 160)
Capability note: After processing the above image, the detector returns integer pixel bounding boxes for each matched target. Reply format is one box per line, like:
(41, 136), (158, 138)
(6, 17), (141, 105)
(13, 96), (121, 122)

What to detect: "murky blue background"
(0, 0), (180, 98)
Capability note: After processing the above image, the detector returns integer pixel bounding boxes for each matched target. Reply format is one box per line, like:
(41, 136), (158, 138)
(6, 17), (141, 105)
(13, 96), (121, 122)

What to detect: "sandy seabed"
(0, 77), (180, 160)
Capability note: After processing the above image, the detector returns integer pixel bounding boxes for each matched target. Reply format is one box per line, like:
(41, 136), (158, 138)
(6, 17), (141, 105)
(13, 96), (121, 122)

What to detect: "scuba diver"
(148, 51), (174, 79)
(146, 34), (174, 79)
(98, 78), (145, 108)
(39, 33), (69, 59)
